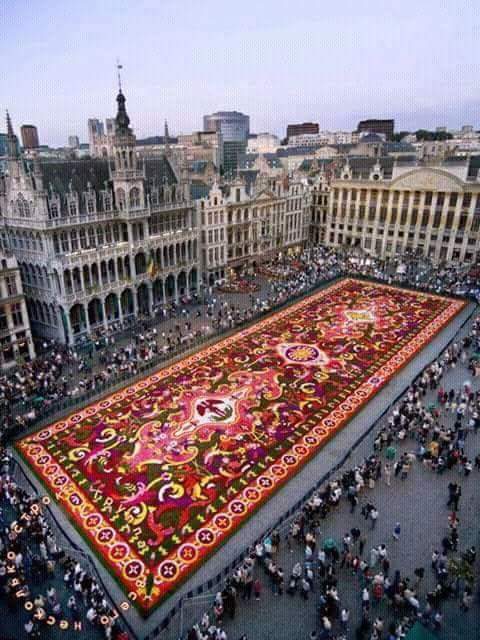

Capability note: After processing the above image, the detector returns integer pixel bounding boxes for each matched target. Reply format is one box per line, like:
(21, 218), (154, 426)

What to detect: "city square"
(14, 280), (465, 615)
(1, 2), (480, 639)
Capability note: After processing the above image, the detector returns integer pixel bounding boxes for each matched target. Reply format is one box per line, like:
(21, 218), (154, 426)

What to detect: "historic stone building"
(197, 174), (311, 285)
(0, 249), (35, 368)
(0, 93), (198, 345)
(324, 156), (480, 263)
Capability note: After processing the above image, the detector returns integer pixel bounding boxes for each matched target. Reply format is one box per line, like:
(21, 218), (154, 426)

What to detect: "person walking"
(383, 463), (392, 487)
(392, 523), (401, 541)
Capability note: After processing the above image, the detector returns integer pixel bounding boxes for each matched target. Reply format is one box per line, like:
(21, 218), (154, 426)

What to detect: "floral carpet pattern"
(15, 280), (465, 614)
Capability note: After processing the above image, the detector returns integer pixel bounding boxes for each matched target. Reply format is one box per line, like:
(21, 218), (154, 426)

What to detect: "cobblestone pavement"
(212, 321), (480, 640)
(5, 288), (478, 640)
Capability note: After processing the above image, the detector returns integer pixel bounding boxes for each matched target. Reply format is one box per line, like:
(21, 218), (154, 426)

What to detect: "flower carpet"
(15, 279), (465, 615)
(216, 278), (260, 294)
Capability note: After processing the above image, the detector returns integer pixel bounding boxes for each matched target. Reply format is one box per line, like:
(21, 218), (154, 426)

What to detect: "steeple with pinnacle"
(6, 111), (19, 158)
(164, 119), (170, 154)
(110, 64), (145, 211)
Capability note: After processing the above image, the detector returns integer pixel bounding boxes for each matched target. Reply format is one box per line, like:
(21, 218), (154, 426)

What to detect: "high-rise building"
(203, 112), (250, 175)
(357, 119), (394, 140)
(286, 122), (319, 140)
(203, 111), (249, 141)
(20, 124), (39, 149)
(68, 135), (80, 148)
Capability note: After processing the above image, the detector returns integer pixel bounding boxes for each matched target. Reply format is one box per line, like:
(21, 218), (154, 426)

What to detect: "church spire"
(114, 61), (131, 135)
(6, 111), (19, 158)
(164, 119), (170, 153)
(115, 89), (131, 135)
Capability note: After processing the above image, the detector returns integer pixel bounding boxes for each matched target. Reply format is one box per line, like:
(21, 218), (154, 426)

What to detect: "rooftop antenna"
(116, 58), (123, 92)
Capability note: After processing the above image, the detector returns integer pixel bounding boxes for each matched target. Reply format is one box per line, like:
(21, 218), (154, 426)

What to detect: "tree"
(448, 556), (475, 590)
(391, 131), (410, 142)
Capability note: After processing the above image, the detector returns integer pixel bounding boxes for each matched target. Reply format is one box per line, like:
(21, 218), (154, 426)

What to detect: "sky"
(1, 0), (479, 146)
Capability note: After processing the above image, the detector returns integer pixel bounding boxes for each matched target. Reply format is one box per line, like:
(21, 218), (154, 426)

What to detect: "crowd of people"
(0, 247), (478, 639)
(2, 247), (479, 443)
(0, 448), (130, 639)
(184, 311), (480, 639)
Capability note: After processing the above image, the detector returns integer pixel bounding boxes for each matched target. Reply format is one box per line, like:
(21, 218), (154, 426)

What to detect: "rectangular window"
(449, 193), (458, 207)
(425, 192), (432, 206)
(0, 336), (14, 362)
(458, 213), (468, 231)
(0, 306), (7, 331)
(5, 275), (17, 296)
(462, 193), (472, 209)
(11, 303), (23, 327)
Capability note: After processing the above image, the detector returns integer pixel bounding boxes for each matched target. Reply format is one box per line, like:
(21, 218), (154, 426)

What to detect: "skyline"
(2, 0), (479, 146)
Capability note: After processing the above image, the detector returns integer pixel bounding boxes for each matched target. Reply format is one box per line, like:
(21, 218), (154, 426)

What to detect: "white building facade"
(0, 94), (198, 345)
(0, 250), (35, 368)
(324, 158), (480, 263)
(197, 175), (312, 285)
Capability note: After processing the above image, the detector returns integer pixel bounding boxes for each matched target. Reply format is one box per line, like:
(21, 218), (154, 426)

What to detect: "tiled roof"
(39, 158), (110, 195)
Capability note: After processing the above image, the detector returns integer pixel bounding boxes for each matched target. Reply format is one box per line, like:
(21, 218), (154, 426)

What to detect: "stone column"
(65, 308), (73, 345)
(84, 303), (91, 335)
(147, 282), (153, 315)
(174, 274), (179, 304)
(133, 288), (139, 317)
(101, 298), (108, 330)
(79, 267), (86, 292)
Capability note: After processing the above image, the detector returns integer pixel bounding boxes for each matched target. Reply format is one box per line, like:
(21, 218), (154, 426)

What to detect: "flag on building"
(147, 255), (157, 279)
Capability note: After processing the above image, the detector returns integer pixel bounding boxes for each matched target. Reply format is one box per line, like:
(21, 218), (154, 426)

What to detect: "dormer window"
(69, 200), (77, 216)
(50, 201), (59, 218)
(17, 195), (30, 217)
(104, 193), (112, 211)
(129, 187), (141, 209)
(87, 198), (95, 214)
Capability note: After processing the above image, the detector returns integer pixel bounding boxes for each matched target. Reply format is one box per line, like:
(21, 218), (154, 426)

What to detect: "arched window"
(69, 199), (77, 216)
(87, 198), (95, 214)
(116, 188), (126, 211)
(129, 187), (140, 209)
(17, 195), (27, 217)
(71, 229), (78, 251)
(104, 193), (112, 211)
(61, 231), (69, 252)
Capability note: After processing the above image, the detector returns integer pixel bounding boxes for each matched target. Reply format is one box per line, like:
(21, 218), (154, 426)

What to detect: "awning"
(405, 622), (438, 640)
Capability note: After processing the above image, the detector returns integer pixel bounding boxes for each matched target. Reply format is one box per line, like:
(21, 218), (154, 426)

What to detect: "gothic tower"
(110, 87), (145, 211)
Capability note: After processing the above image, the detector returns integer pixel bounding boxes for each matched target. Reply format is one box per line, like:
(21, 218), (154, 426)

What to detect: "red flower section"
(15, 279), (464, 614)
